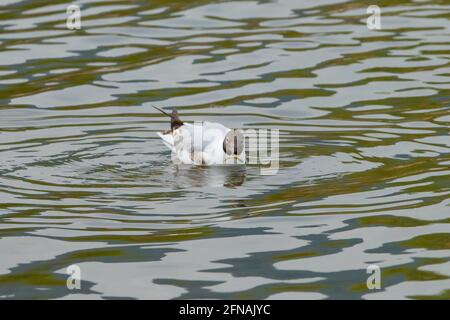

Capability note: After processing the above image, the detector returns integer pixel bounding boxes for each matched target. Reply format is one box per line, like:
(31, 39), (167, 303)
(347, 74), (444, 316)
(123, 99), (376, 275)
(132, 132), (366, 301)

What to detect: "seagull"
(154, 106), (245, 165)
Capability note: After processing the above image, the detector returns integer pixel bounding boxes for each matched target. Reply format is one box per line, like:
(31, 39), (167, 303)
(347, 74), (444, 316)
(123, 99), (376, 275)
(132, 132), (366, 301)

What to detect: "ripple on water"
(0, 0), (449, 299)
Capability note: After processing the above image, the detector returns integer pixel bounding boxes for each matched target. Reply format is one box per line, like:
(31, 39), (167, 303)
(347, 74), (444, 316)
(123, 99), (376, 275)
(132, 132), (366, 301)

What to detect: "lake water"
(0, 0), (449, 299)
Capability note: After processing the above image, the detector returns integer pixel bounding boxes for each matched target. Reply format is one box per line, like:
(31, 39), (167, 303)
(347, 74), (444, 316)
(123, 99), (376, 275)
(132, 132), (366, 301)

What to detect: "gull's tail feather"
(157, 131), (175, 151)
(153, 106), (183, 131)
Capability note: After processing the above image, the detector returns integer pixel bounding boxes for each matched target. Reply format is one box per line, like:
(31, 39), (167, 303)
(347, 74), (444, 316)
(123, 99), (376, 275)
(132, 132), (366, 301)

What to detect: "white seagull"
(154, 106), (245, 165)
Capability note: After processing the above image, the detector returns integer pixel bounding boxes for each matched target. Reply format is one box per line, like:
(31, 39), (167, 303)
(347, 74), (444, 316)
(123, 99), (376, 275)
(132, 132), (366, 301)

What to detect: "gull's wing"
(200, 122), (230, 164)
(171, 122), (231, 164)
(172, 123), (195, 164)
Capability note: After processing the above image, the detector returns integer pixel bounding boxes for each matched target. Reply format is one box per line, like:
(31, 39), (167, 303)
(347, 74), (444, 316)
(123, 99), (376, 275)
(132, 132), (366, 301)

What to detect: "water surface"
(0, 0), (450, 299)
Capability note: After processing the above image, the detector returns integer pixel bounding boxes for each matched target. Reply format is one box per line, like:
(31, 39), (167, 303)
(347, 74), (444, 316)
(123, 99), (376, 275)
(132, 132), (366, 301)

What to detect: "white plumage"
(155, 108), (245, 165)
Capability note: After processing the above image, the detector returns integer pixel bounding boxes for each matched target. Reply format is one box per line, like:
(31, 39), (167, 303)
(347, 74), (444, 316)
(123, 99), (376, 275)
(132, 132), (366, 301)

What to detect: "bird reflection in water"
(172, 165), (246, 188)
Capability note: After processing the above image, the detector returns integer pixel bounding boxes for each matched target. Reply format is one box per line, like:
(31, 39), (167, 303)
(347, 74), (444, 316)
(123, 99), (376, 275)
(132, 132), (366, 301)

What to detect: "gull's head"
(223, 129), (244, 156)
